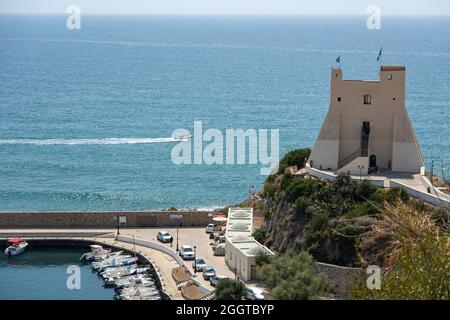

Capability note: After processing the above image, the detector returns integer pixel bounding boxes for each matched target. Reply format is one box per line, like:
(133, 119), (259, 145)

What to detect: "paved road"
(119, 227), (236, 289)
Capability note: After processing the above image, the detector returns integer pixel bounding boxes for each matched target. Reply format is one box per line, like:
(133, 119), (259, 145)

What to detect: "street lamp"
(194, 246), (197, 274)
(116, 212), (120, 235)
(176, 224), (180, 253)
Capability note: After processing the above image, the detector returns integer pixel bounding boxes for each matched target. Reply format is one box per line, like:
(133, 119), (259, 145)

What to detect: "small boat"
(102, 266), (151, 282)
(4, 237), (28, 256)
(113, 275), (155, 289)
(92, 257), (137, 272)
(80, 245), (111, 262)
(117, 285), (160, 300)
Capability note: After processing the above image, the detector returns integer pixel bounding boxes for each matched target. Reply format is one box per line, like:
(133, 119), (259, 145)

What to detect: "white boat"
(81, 245), (112, 262)
(113, 275), (155, 289)
(118, 285), (160, 300)
(4, 237), (28, 256)
(92, 256), (136, 271)
(102, 266), (151, 282)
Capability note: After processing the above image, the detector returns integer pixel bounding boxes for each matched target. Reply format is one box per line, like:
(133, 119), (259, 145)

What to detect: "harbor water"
(0, 246), (116, 300)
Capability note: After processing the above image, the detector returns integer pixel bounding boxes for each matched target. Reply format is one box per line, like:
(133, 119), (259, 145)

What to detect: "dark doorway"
(369, 154), (377, 167)
(369, 154), (377, 173)
(361, 122), (370, 157)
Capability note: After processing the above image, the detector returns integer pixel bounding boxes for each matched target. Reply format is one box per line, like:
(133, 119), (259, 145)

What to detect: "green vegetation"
(252, 228), (266, 243)
(260, 148), (422, 266)
(259, 250), (328, 300)
(351, 203), (450, 299)
(277, 148), (311, 174)
(215, 278), (246, 300)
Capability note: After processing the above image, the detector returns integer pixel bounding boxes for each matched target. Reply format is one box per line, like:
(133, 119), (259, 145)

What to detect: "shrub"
(285, 178), (319, 202)
(215, 279), (246, 300)
(252, 228), (266, 243)
(351, 203), (450, 299)
(295, 196), (311, 217)
(261, 250), (328, 299)
(277, 148), (311, 174)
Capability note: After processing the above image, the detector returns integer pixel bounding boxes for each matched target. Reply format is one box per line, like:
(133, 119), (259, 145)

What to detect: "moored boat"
(4, 237), (28, 256)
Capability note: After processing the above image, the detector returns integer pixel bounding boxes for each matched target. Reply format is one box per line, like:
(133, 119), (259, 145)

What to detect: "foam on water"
(0, 137), (187, 145)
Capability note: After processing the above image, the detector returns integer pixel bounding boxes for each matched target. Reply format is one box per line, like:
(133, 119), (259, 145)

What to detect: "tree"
(261, 250), (328, 299)
(215, 278), (246, 300)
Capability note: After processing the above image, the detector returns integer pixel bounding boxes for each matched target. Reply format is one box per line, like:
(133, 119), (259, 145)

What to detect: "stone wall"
(0, 211), (213, 229)
(315, 262), (364, 299)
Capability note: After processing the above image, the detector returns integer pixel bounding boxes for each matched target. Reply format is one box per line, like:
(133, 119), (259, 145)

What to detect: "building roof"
(225, 207), (274, 257)
(381, 65), (405, 71)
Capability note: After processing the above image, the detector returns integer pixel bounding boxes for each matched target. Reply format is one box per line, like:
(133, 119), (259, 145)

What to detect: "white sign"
(119, 216), (127, 224)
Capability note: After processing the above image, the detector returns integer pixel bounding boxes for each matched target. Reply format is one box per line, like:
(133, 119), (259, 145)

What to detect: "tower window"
(337, 97), (342, 102)
(388, 74), (393, 80)
(364, 94), (372, 105)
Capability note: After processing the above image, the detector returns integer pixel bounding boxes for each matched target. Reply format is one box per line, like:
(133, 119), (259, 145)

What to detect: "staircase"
(338, 149), (361, 169)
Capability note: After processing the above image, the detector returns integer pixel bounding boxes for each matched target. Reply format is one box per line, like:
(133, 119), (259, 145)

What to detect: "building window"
(364, 94), (372, 105)
(337, 97), (341, 102)
(388, 74), (393, 80)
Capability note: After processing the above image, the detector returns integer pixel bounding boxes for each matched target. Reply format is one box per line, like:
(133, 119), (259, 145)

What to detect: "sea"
(0, 15), (449, 211)
(0, 246), (115, 299)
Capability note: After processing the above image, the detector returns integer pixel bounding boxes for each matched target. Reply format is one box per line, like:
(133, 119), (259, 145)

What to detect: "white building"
(224, 208), (274, 282)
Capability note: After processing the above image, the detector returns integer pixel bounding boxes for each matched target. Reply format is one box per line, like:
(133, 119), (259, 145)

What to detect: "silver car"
(192, 258), (206, 272)
(202, 266), (216, 280)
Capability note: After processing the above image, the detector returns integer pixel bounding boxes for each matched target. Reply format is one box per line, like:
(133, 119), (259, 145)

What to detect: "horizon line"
(1, 13), (450, 17)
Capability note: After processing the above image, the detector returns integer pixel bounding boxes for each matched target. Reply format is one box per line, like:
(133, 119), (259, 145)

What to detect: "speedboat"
(4, 237), (28, 256)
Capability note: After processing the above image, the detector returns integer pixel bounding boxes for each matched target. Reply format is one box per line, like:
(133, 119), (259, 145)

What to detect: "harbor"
(0, 224), (240, 300)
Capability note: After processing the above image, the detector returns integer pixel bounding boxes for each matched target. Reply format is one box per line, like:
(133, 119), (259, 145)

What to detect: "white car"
(205, 223), (215, 233)
(157, 231), (172, 243)
(246, 287), (265, 300)
(179, 245), (195, 260)
(192, 258), (206, 272)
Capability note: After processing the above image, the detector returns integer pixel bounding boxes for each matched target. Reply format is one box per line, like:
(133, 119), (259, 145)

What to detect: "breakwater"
(0, 211), (213, 228)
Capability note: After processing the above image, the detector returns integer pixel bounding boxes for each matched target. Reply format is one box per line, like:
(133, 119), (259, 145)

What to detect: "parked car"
(246, 287), (265, 300)
(209, 275), (229, 287)
(206, 223), (215, 233)
(213, 243), (226, 256)
(202, 266), (216, 280)
(157, 231), (172, 243)
(179, 245), (195, 260)
(192, 258), (206, 272)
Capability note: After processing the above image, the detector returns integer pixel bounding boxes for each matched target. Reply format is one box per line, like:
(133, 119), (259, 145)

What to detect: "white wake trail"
(0, 137), (189, 146)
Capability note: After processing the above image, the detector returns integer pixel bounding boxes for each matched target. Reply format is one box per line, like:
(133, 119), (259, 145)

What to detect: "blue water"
(0, 15), (449, 211)
(0, 247), (115, 299)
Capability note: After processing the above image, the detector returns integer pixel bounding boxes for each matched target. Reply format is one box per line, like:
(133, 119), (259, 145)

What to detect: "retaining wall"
(0, 211), (213, 229)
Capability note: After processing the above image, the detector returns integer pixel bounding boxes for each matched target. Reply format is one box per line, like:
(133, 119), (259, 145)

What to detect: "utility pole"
(431, 160), (435, 186)
(116, 212), (120, 236)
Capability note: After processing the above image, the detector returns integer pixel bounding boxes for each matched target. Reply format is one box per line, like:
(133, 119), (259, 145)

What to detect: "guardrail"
(115, 235), (192, 275)
(390, 179), (450, 207)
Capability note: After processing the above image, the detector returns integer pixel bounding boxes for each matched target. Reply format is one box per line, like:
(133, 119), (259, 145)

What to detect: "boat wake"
(0, 136), (190, 145)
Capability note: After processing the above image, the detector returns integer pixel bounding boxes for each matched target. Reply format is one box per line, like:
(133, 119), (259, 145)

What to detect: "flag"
(336, 56), (341, 63)
(377, 47), (382, 61)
